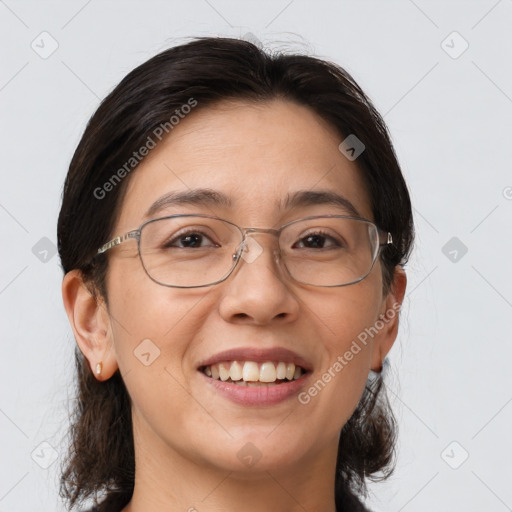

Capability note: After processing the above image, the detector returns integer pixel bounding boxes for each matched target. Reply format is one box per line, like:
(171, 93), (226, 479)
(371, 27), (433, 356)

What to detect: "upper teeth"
(203, 361), (303, 383)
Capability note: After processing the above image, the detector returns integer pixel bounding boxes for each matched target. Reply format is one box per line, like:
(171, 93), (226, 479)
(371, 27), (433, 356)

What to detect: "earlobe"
(61, 270), (118, 380)
(370, 266), (407, 372)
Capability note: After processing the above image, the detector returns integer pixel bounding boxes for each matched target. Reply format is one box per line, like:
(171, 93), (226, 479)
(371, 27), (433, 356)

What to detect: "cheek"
(105, 260), (202, 372)
(318, 277), (382, 355)
(105, 275), (212, 440)
(299, 280), (382, 430)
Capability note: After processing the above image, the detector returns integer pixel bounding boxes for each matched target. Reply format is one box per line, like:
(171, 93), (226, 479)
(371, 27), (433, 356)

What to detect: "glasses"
(96, 214), (393, 288)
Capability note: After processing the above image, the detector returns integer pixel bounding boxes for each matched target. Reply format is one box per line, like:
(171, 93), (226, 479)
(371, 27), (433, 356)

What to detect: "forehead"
(117, 99), (373, 230)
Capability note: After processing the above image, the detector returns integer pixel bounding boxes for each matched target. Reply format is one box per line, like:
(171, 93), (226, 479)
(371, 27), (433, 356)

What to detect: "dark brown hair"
(57, 36), (414, 511)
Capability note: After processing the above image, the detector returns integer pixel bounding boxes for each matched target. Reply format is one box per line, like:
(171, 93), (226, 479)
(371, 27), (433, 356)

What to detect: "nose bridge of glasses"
(237, 227), (282, 261)
(243, 227), (280, 238)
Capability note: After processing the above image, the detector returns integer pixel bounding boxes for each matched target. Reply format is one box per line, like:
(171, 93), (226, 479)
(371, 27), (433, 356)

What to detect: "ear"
(61, 269), (118, 381)
(370, 266), (407, 372)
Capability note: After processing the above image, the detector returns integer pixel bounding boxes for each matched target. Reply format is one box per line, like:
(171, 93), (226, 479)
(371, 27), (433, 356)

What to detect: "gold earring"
(95, 362), (103, 376)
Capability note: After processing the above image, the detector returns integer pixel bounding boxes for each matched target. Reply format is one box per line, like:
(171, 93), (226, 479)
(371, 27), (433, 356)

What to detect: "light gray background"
(1, 1), (511, 511)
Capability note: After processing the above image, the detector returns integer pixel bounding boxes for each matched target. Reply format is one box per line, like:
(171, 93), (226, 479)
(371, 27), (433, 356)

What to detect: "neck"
(122, 413), (338, 512)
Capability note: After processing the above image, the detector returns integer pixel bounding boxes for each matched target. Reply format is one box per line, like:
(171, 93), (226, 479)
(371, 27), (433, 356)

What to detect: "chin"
(204, 431), (313, 474)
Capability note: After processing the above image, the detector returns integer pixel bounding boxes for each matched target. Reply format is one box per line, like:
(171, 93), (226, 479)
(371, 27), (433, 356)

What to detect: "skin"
(62, 98), (407, 512)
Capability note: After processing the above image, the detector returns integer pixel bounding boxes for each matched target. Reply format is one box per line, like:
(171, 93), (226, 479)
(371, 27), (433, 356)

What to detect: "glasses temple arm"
(97, 230), (139, 254)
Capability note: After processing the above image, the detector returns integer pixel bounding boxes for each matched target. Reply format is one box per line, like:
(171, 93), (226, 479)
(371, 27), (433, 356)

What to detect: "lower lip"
(199, 371), (310, 406)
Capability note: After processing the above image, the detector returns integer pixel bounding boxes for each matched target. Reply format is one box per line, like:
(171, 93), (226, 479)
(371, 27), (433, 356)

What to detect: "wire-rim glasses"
(96, 214), (393, 288)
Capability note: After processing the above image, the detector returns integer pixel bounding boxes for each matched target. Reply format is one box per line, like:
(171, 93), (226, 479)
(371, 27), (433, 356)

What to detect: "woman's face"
(94, 99), (404, 477)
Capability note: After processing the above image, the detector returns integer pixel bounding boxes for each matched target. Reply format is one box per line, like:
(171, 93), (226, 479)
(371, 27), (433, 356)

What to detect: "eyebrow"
(283, 190), (361, 217)
(144, 188), (361, 219)
(144, 189), (233, 219)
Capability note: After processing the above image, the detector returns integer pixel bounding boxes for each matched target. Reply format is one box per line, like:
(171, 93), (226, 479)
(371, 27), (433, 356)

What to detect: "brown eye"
(293, 231), (344, 249)
(163, 230), (218, 249)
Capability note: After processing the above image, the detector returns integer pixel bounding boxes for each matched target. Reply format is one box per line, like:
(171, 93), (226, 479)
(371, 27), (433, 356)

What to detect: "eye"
(293, 230), (344, 249)
(162, 229), (219, 249)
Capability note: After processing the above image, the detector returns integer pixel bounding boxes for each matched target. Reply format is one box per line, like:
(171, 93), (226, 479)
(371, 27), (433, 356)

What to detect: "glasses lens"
(139, 216), (242, 287)
(280, 217), (379, 286)
(139, 215), (380, 287)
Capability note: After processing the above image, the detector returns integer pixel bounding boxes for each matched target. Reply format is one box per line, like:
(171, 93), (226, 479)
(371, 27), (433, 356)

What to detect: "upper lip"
(197, 347), (313, 372)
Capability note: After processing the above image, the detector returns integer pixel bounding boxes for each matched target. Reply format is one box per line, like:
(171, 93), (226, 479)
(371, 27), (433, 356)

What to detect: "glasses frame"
(96, 213), (393, 288)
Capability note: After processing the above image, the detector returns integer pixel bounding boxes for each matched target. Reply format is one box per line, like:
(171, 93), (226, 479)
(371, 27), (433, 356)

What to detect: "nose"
(218, 232), (300, 325)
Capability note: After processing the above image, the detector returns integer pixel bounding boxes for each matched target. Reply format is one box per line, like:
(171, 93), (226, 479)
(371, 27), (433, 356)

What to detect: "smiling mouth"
(200, 360), (306, 386)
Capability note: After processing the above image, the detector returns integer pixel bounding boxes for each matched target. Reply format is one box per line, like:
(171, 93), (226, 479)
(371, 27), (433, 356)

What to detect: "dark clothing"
(337, 491), (374, 511)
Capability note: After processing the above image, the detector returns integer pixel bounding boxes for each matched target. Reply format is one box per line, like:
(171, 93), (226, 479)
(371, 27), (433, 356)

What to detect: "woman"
(58, 36), (414, 512)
